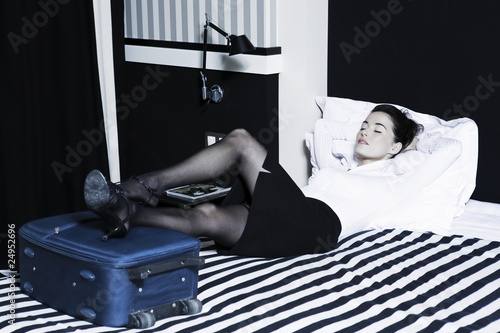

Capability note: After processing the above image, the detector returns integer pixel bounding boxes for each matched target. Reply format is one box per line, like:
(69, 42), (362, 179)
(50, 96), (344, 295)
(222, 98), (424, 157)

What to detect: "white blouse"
(301, 119), (462, 238)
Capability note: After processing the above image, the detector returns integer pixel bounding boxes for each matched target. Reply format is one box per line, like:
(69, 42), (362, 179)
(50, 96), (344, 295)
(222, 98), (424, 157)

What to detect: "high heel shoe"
(129, 175), (160, 206)
(84, 170), (132, 241)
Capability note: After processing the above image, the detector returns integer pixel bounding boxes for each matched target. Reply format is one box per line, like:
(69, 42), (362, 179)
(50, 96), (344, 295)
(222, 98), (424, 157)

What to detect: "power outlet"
(205, 132), (226, 147)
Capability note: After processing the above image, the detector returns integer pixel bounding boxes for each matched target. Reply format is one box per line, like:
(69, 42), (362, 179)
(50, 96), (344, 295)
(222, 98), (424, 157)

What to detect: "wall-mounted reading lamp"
(200, 14), (256, 103)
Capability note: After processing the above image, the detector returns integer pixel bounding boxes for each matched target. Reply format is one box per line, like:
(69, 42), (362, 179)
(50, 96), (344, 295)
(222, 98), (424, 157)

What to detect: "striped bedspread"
(2, 229), (499, 332)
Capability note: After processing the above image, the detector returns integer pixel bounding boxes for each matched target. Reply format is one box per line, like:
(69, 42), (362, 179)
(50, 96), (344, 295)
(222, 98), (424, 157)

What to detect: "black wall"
(1, 1), (114, 270)
(118, 62), (279, 179)
(329, 0), (500, 203)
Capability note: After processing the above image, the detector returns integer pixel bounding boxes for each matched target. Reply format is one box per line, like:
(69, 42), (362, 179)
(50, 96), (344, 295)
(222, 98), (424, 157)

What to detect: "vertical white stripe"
(145, 0), (150, 39)
(186, 0), (195, 42)
(204, 0), (211, 43)
(92, 0), (120, 182)
(215, 0), (223, 44)
(152, 0), (160, 40)
(270, 0), (277, 46)
(164, 0), (171, 41)
(130, 0), (138, 38)
(141, 0), (149, 38)
(268, 0), (275, 47)
(250, 0), (258, 46)
(223, 0), (232, 37)
(198, 1), (206, 43)
(175, 0), (183, 41)
(236, 0), (244, 37)
(263, 0), (270, 47)
(211, 0), (220, 44)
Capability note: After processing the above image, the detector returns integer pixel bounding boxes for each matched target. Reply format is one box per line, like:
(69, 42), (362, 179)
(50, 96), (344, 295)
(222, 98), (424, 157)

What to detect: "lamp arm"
(200, 71), (208, 100)
(200, 14), (237, 103)
(208, 22), (229, 39)
(201, 21), (209, 101)
(202, 24), (208, 71)
(205, 13), (230, 38)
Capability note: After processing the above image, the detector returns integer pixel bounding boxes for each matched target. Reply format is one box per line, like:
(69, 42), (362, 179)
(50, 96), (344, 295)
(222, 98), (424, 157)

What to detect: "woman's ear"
(391, 142), (403, 155)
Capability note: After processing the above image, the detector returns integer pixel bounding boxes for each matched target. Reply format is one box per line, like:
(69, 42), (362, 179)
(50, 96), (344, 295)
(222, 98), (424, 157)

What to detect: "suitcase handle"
(128, 256), (205, 280)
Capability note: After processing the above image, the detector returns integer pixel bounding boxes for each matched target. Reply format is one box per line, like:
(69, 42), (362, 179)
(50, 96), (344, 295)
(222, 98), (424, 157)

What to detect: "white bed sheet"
(450, 199), (500, 241)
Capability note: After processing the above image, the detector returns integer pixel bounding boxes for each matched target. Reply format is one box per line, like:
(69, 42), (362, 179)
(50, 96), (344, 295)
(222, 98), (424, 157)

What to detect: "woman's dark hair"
(371, 104), (424, 152)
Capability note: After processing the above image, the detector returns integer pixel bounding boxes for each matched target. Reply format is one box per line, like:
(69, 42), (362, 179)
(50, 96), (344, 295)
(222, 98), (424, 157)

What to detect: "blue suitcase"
(19, 211), (205, 328)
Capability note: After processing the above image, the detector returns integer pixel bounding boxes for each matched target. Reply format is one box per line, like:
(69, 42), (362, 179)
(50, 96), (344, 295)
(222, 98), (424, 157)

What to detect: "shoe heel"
(84, 170), (112, 211)
(102, 224), (127, 242)
(84, 169), (132, 241)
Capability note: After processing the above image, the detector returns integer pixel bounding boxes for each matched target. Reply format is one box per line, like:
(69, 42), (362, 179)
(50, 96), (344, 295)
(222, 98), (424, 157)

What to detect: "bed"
(2, 97), (499, 332)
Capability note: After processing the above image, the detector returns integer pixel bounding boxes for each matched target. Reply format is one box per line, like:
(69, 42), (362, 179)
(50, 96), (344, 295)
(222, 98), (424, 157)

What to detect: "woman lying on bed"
(84, 105), (461, 257)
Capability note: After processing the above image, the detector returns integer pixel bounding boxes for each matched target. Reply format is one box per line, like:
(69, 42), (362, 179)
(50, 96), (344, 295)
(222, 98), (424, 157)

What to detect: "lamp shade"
(228, 34), (256, 55)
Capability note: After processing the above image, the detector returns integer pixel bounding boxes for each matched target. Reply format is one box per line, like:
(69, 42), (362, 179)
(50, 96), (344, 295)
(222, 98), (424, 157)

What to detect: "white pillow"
(309, 96), (479, 234)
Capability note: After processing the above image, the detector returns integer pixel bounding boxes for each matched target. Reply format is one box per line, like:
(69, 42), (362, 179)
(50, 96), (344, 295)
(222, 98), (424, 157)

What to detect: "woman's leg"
(120, 129), (267, 204)
(107, 129), (266, 246)
(131, 203), (249, 247)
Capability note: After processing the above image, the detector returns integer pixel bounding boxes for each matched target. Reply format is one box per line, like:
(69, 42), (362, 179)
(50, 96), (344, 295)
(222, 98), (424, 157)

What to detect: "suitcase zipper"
(20, 227), (197, 268)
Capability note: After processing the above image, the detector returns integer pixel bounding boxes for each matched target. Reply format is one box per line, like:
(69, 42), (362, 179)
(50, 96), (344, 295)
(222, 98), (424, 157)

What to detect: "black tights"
(120, 129), (268, 247)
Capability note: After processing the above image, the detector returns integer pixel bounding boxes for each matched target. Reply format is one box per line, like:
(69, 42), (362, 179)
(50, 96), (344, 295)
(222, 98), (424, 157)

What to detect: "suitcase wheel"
(128, 298), (202, 328)
(185, 298), (203, 315)
(130, 312), (156, 329)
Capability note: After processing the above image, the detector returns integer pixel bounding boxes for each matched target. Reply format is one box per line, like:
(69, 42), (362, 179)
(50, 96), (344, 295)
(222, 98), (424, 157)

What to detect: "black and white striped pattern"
(124, 0), (278, 47)
(2, 229), (499, 332)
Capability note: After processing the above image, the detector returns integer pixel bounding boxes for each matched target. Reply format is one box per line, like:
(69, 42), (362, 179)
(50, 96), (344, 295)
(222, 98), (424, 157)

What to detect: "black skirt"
(218, 154), (341, 258)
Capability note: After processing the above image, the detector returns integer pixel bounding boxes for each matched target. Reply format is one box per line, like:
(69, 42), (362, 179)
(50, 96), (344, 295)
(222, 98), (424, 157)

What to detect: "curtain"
(0, 0), (112, 267)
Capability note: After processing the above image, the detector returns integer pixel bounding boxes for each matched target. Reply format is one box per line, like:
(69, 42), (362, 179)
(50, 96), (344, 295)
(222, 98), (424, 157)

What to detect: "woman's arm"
(312, 119), (352, 170)
(387, 135), (462, 195)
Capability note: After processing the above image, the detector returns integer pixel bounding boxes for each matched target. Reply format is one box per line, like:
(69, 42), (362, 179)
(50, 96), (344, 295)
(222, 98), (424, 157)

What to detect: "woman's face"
(355, 111), (402, 165)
